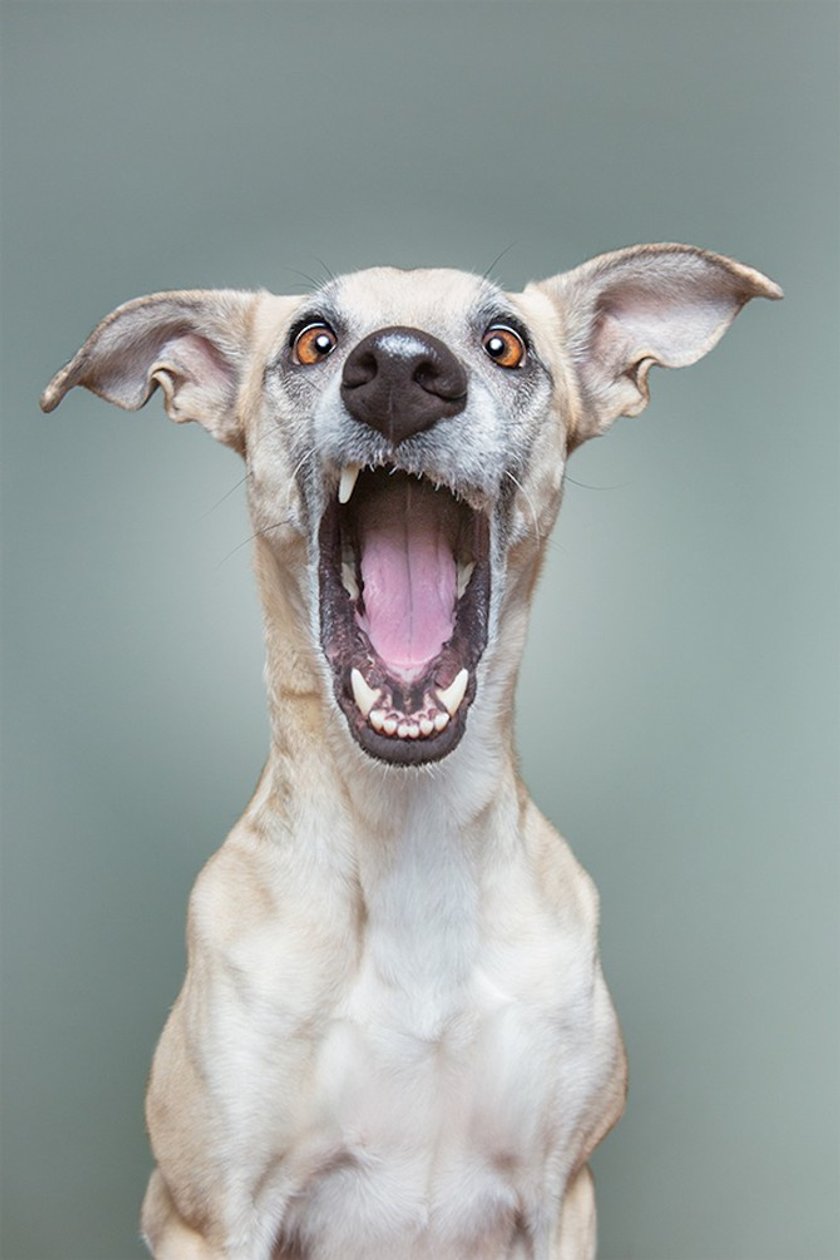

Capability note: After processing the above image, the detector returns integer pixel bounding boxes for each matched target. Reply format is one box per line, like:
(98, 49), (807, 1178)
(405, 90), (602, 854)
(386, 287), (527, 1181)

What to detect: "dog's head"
(42, 245), (780, 768)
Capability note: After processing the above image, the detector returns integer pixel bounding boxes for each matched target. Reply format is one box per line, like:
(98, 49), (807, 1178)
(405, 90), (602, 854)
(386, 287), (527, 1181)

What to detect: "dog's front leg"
(141, 1168), (227, 1260)
(142, 1165), (294, 1260)
(553, 1166), (597, 1260)
(506, 1166), (596, 1260)
(140, 823), (361, 1260)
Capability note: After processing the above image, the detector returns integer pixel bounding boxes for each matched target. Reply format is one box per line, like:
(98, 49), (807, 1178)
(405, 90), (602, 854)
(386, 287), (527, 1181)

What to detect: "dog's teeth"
(369, 708), (386, 733)
(406, 723), (420, 739)
(351, 668), (380, 718)
(338, 464), (361, 504)
(383, 716), (398, 736)
(433, 711), (450, 732)
(457, 560), (476, 599)
(341, 562), (359, 601)
(397, 722), (411, 739)
(436, 668), (469, 717)
(419, 717), (434, 737)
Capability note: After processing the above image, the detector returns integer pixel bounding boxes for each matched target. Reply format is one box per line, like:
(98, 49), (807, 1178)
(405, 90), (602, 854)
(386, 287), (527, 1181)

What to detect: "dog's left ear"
(529, 244), (782, 445)
(40, 289), (272, 453)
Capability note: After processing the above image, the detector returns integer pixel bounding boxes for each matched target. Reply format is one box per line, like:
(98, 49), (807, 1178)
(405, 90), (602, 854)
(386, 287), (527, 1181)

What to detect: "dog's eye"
(482, 325), (526, 369)
(294, 323), (338, 365)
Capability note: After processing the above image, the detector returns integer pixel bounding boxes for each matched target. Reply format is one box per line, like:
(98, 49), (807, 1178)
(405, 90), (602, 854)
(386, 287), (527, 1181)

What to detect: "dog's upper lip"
(332, 459), (492, 516)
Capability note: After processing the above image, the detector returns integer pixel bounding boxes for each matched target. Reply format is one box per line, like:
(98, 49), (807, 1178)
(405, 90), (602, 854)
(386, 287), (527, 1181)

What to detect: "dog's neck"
(250, 536), (532, 853)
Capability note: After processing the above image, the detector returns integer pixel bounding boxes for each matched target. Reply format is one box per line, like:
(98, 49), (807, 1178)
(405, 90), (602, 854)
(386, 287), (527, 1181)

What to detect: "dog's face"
(254, 266), (564, 766)
(42, 246), (780, 767)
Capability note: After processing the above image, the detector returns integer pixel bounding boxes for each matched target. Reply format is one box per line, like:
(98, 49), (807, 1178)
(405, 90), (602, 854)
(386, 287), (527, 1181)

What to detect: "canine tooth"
(419, 717), (434, 737)
(436, 668), (469, 717)
(350, 667), (380, 718)
(341, 561), (359, 601)
(433, 711), (450, 732)
(338, 464), (361, 504)
(383, 717), (398, 736)
(457, 560), (476, 599)
(369, 709), (386, 732)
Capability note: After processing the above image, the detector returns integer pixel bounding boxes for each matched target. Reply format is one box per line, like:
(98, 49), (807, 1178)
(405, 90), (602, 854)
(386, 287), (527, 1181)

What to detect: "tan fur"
(40, 246), (779, 1259)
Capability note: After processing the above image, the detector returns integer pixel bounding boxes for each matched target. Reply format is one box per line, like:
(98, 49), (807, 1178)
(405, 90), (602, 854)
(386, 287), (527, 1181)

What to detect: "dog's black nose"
(341, 326), (467, 445)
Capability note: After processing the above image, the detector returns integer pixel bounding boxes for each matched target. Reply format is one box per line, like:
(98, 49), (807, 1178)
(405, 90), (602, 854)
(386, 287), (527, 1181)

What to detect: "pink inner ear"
(596, 285), (737, 371)
(162, 332), (235, 390)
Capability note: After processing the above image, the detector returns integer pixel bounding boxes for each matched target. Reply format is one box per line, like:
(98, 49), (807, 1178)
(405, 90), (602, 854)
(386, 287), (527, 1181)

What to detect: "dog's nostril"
(413, 359), (467, 401)
(343, 350), (378, 390)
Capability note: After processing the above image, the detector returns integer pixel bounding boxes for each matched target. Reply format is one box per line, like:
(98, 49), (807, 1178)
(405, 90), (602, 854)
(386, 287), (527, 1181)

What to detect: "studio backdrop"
(1, 3), (838, 1258)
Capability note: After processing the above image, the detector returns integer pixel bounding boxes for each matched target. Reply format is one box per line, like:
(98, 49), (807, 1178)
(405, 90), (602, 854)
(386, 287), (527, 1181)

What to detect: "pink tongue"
(356, 478), (458, 676)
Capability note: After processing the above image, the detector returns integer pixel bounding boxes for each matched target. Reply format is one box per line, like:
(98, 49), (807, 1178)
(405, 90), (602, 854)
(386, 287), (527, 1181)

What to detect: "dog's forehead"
(324, 266), (501, 333)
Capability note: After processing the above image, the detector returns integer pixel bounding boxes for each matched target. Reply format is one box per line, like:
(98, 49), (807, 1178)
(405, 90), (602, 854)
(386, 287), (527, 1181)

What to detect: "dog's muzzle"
(317, 329), (490, 767)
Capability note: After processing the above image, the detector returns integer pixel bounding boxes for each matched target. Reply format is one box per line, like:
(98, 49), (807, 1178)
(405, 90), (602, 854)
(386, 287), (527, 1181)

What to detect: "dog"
(41, 243), (780, 1259)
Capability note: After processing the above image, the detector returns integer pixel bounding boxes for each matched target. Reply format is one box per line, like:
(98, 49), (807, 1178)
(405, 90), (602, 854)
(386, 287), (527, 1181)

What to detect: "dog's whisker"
(481, 241), (517, 283)
(289, 446), (317, 483)
(247, 417), (296, 458)
(216, 445), (316, 562)
(309, 254), (336, 284)
(200, 470), (253, 518)
(278, 264), (326, 291)
(283, 446), (317, 513)
(253, 416), (318, 457)
(505, 470), (541, 541)
(216, 520), (291, 568)
(564, 475), (630, 492)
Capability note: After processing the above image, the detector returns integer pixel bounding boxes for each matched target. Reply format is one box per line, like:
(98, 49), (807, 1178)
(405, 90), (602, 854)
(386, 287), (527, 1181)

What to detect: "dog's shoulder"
(184, 821), (361, 1020)
(521, 796), (601, 940)
(186, 827), (278, 953)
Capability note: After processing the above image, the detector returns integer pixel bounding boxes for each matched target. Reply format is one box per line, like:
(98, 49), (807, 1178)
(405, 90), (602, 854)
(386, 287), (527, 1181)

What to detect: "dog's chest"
(277, 841), (601, 1256)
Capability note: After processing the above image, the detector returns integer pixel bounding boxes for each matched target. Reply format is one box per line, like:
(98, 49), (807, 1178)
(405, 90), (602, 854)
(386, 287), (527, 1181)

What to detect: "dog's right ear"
(527, 244), (782, 448)
(40, 289), (268, 454)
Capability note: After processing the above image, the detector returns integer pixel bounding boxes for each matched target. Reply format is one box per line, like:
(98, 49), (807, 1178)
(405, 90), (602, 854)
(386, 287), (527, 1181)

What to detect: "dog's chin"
(318, 467), (491, 767)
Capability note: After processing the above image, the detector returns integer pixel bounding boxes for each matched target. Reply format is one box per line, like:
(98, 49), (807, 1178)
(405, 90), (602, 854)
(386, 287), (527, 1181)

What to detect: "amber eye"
(293, 322), (338, 365)
(482, 325), (526, 369)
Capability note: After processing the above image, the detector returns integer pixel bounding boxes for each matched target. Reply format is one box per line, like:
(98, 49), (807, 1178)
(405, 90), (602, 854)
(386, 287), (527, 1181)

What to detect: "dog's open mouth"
(319, 467), (491, 765)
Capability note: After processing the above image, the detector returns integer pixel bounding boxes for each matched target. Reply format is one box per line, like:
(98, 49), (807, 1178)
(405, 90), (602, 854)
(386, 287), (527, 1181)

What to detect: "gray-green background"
(2, 3), (838, 1258)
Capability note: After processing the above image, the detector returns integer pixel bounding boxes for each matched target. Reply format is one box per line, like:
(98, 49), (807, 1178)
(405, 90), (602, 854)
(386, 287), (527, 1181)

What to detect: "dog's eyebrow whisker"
(277, 264), (324, 291)
(481, 241), (517, 283)
(309, 254), (336, 284)
(505, 470), (541, 541)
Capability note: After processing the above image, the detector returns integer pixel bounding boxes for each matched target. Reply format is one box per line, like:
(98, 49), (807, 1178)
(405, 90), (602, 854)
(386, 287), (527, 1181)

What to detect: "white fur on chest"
(274, 805), (604, 1259)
